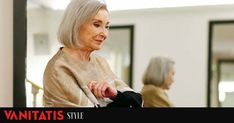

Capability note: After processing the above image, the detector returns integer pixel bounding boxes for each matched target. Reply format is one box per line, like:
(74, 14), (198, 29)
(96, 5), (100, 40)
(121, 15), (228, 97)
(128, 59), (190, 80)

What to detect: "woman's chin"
(93, 46), (102, 50)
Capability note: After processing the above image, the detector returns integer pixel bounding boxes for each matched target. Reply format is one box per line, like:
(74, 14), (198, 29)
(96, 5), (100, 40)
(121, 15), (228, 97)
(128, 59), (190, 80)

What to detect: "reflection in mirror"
(218, 60), (234, 107)
(209, 21), (234, 107)
(26, 0), (133, 107)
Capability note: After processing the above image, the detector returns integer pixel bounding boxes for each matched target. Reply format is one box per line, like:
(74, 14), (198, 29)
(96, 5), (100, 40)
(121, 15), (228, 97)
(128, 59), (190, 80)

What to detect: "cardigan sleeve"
(43, 62), (93, 107)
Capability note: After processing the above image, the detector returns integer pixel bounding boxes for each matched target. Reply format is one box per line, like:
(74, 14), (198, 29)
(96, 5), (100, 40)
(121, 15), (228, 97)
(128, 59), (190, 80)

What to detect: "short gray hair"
(142, 56), (175, 86)
(57, 0), (108, 48)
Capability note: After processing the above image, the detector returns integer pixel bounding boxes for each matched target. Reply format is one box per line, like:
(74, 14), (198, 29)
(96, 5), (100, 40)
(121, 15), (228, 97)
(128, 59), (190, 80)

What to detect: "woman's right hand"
(88, 80), (117, 99)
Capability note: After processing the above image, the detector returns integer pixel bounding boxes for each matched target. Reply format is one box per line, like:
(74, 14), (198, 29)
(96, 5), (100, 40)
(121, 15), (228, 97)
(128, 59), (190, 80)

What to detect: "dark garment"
(106, 91), (143, 107)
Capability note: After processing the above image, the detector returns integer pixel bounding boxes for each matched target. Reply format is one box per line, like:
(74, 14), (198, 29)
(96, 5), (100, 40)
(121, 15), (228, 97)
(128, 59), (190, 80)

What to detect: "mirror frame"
(13, 0), (27, 107)
(208, 20), (234, 107)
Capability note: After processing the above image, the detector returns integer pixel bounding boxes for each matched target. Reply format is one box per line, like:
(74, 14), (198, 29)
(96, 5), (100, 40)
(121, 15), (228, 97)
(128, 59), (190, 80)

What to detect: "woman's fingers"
(88, 80), (117, 98)
(93, 82), (99, 97)
(97, 82), (104, 98)
(91, 81), (104, 98)
(88, 82), (93, 91)
(101, 82), (108, 97)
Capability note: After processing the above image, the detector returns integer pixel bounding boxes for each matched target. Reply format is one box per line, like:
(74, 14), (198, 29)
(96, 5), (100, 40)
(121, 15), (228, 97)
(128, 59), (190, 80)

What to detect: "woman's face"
(79, 9), (110, 51)
(162, 66), (175, 90)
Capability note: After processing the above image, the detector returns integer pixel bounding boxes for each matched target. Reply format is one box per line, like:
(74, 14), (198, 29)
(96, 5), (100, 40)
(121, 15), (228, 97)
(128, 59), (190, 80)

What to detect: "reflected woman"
(43, 0), (142, 107)
(141, 56), (175, 107)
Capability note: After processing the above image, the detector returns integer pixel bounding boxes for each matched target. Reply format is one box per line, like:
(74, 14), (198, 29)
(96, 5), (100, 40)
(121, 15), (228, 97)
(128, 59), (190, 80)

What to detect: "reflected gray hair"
(57, 0), (108, 48)
(142, 56), (175, 86)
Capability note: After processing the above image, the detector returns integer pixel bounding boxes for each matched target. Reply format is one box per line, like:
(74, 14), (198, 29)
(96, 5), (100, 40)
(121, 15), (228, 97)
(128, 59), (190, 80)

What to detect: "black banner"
(0, 108), (233, 122)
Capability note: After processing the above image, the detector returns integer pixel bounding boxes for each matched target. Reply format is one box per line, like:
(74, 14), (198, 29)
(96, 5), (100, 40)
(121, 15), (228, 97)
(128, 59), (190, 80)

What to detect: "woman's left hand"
(88, 80), (117, 98)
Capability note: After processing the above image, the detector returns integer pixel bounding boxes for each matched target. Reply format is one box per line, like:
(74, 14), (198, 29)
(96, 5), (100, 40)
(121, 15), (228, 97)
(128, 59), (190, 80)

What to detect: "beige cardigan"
(141, 84), (174, 107)
(43, 48), (133, 107)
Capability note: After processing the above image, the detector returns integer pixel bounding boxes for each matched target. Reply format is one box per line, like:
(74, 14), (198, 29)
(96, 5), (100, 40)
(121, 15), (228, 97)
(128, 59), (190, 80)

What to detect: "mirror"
(97, 26), (134, 87)
(208, 21), (234, 107)
(25, 0), (134, 107)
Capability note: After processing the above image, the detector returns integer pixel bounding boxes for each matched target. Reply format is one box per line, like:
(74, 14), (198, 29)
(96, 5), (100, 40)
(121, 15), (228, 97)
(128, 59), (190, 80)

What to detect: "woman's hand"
(88, 80), (117, 98)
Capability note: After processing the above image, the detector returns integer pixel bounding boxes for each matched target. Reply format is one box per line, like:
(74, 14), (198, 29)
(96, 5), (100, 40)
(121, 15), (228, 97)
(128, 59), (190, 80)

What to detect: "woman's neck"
(63, 47), (93, 62)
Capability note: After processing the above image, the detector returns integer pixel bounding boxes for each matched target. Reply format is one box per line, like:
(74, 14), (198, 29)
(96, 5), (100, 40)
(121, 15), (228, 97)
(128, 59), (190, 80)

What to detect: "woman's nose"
(99, 28), (108, 39)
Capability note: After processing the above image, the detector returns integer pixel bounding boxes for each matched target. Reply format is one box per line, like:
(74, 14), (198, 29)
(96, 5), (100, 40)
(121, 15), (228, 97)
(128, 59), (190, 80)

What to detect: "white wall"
(27, 9), (63, 85)
(26, 10), (63, 106)
(0, 0), (13, 107)
(110, 5), (234, 107)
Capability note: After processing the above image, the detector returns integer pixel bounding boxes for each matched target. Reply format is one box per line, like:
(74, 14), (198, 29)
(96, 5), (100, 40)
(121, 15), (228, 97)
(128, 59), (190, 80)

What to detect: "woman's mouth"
(95, 40), (103, 45)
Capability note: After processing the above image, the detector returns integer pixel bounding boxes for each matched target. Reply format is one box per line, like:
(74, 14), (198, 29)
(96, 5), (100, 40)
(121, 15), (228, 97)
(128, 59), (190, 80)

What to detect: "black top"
(107, 91), (142, 107)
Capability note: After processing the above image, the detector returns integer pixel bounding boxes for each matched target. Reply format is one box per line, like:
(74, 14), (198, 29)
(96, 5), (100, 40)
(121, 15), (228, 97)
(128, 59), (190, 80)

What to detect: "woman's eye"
(105, 25), (110, 29)
(94, 23), (100, 27)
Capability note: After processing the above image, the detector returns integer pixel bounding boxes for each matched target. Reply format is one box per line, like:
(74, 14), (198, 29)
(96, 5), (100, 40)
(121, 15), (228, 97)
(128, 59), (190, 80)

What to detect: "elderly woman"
(43, 0), (142, 107)
(141, 56), (175, 107)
